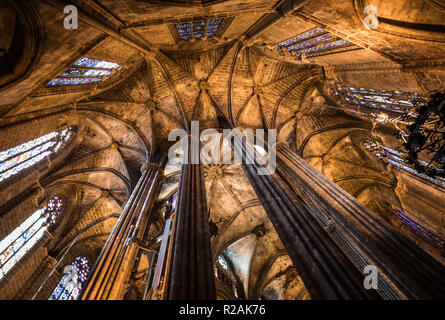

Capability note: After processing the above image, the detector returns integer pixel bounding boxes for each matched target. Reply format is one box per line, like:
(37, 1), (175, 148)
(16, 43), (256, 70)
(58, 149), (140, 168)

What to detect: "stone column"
(276, 143), (445, 299)
(231, 132), (379, 299)
(165, 136), (216, 300)
(80, 152), (165, 300)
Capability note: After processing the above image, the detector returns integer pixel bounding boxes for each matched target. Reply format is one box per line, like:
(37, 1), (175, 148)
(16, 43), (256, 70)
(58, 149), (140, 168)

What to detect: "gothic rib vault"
(0, 0), (444, 300)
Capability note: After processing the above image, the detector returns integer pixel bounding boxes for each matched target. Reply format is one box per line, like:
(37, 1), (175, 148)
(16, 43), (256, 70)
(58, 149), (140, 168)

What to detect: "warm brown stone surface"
(0, 0), (444, 300)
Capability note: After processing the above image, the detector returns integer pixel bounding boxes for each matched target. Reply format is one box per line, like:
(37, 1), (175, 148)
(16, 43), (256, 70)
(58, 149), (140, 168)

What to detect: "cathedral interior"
(0, 0), (444, 301)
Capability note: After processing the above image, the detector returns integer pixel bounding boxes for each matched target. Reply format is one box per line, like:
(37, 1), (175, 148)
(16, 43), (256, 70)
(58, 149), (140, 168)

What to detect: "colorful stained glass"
(287, 34), (334, 51)
(206, 18), (223, 37)
(333, 86), (425, 114)
(0, 128), (73, 184)
(298, 39), (352, 54)
(47, 196), (63, 225)
(49, 256), (90, 300)
(278, 28), (324, 47)
(72, 57), (119, 69)
(0, 131), (58, 163)
(46, 78), (102, 86)
(363, 140), (445, 188)
(276, 28), (352, 56)
(192, 20), (206, 39)
(0, 195), (63, 280)
(176, 18), (223, 40)
(46, 57), (120, 86)
(0, 151), (52, 183)
(177, 21), (192, 40)
(0, 141), (55, 174)
(60, 68), (111, 77)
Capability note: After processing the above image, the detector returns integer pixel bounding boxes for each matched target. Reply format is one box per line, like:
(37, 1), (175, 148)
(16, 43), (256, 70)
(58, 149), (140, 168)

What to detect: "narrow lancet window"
(0, 127), (73, 184)
(276, 28), (354, 58)
(49, 256), (90, 300)
(0, 196), (63, 280)
(333, 86), (424, 114)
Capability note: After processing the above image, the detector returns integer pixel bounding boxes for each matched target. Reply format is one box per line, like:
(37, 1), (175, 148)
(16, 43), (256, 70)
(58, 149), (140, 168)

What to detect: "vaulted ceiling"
(0, 0), (444, 299)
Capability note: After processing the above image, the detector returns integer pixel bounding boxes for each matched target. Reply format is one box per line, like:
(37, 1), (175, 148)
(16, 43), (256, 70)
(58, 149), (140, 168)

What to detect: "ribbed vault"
(0, 0), (444, 300)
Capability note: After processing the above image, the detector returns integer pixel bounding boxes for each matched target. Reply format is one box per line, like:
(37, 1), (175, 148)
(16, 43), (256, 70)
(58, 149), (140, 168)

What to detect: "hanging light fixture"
(403, 91), (445, 179)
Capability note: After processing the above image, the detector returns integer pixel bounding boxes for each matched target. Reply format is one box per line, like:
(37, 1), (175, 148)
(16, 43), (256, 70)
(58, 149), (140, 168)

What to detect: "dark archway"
(0, 0), (44, 89)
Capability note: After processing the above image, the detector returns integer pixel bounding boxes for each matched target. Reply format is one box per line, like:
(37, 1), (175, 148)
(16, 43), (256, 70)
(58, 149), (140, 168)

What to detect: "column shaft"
(80, 153), (165, 300)
(166, 136), (216, 300)
(276, 144), (445, 299)
(231, 134), (379, 299)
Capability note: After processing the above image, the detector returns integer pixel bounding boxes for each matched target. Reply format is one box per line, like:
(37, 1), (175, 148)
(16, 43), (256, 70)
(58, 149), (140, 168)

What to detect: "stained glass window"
(176, 18), (223, 41)
(46, 57), (120, 86)
(60, 68), (111, 77)
(73, 57), (119, 69)
(218, 255), (228, 270)
(177, 22), (192, 40)
(333, 86), (425, 114)
(49, 256), (90, 300)
(362, 140), (445, 188)
(0, 197), (63, 280)
(215, 255), (238, 297)
(193, 20), (206, 39)
(276, 28), (353, 57)
(0, 127), (73, 184)
(47, 196), (63, 225)
(206, 18), (223, 37)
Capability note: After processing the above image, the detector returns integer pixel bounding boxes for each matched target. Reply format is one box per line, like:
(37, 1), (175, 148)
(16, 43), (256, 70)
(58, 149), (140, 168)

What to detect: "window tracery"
(362, 139), (445, 188)
(333, 86), (424, 114)
(276, 28), (354, 58)
(49, 256), (90, 300)
(0, 196), (63, 280)
(46, 57), (120, 86)
(0, 127), (73, 184)
(176, 18), (223, 40)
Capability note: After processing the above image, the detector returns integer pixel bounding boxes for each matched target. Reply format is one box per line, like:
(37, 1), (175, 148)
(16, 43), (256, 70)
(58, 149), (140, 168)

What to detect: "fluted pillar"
(230, 132), (379, 299)
(80, 152), (165, 300)
(165, 136), (216, 300)
(276, 144), (445, 299)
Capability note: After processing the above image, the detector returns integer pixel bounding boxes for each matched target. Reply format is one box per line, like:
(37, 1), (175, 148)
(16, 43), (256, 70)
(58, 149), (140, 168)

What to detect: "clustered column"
(230, 130), (379, 299)
(80, 152), (165, 300)
(276, 143), (445, 299)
